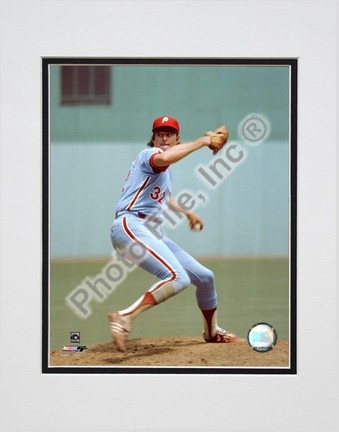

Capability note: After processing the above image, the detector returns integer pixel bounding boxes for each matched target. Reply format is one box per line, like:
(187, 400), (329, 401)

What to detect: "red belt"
(115, 211), (147, 219)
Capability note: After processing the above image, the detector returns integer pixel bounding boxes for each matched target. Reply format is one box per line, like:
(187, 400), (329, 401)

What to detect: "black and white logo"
(70, 331), (80, 343)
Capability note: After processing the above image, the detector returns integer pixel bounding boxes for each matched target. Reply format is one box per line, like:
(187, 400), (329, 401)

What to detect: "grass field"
(49, 257), (290, 352)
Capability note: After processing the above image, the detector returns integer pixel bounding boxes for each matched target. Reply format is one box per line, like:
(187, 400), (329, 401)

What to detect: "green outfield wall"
(49, 65), (290, 258)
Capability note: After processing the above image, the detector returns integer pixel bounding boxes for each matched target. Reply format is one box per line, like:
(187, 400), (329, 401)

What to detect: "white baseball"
(192, 222), (202, 232)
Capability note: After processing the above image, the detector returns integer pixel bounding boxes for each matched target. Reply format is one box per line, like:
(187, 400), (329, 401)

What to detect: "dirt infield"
(50, 337), (289, 368)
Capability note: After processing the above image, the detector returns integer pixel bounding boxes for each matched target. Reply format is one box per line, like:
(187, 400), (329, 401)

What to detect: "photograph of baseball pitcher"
(108, 116), (243, 351)
(45, 59), (296, 372)
(2, 2), (335, 431)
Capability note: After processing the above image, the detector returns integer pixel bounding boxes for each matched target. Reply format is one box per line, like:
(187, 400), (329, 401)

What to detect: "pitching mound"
(50, 337), (289, 368)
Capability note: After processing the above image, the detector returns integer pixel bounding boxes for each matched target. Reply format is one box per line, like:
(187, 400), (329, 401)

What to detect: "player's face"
(152, 128), (179, 151)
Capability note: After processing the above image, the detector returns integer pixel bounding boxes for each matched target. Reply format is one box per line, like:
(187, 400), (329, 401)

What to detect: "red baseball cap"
(152, 116), (180, 133)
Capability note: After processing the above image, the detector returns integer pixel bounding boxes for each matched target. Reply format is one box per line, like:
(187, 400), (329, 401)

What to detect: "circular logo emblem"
(247, 322), (277, 352)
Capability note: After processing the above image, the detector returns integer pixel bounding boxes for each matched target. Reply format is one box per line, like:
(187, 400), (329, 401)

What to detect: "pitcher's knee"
(173, 270), (191, 292)
(199, 268), (215, 287)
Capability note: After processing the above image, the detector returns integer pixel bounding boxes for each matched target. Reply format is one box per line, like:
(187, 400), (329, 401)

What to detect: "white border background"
(0, 1), (336, 431)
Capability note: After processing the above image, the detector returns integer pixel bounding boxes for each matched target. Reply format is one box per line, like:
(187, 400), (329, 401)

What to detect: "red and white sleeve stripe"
(149, 151), (169, 173)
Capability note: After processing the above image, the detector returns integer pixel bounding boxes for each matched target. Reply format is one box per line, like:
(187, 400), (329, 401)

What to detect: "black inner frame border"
(42, 57), (297, 375)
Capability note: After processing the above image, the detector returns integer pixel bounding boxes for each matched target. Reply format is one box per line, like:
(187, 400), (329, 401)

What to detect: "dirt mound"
(50, 337), (289, 369)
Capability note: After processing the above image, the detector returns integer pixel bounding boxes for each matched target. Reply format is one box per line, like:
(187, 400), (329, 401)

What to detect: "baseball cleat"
(203, 326), (245, 343)
(108, 311), (132, 352)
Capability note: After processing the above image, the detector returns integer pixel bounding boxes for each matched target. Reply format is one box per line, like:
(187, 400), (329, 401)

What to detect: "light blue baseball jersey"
(111, 145), (218, 311)
(115, 147), (171, 222)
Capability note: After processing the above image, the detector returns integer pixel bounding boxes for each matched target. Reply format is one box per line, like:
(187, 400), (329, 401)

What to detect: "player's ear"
(176, 134), (180, 144)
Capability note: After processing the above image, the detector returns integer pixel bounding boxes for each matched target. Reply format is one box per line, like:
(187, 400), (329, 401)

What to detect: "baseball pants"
(110, 213), (217, 310)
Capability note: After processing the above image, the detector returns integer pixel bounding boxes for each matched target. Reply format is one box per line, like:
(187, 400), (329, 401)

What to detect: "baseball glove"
(205, 126), (229, 155)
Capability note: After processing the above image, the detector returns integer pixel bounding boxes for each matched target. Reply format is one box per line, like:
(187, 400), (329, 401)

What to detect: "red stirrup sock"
(201, 307), (218, 339)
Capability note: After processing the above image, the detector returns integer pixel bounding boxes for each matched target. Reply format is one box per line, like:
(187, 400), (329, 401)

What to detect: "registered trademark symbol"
(243, 117), (267, 141)
(238, 113), (271, 146)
